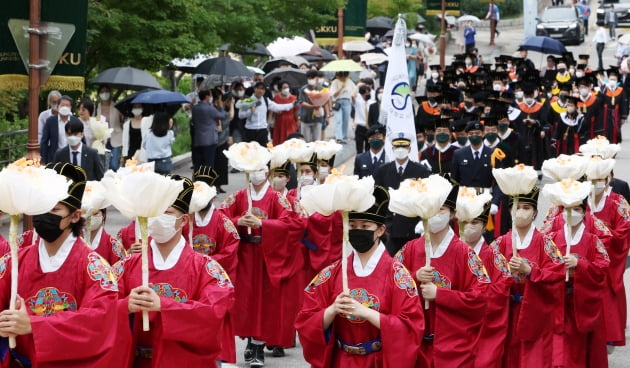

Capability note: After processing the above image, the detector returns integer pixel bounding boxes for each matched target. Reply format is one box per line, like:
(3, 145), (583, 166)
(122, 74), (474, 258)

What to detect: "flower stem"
(8, 214), (19, 349)
(341, 211), (349, 294)
(423, 218), (431, 310)
(138, 216), (150, 331)
(566, 208), (572, 282)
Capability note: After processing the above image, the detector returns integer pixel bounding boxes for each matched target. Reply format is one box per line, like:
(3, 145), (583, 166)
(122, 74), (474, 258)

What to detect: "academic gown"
(181, 208), (240, 363)
(395, 230), (490, 368)
(219, 184), (304, 347)
(0, 237), (119, 367)
(600, 87), (627, 143)
(113, 243), (235, 368)
(491, 228), (565, 368)
(550, 227), (609, 368)
(295, 246), (424, 368)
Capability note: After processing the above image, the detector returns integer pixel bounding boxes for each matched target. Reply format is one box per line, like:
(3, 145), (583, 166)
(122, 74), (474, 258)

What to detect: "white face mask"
(132, 108), (143, 117)
(566, 106), (576, 114)
(493, 83), (502, 91)
(250, 171), (268, 186)
(562, 209), (584, 225)
(576, 71), (584, 78)
(148, 213), (181, 243)
(66, 135), (82, 146)
(281, 88), (291, 95)
(308, 79), (317, 86)
(514, 91), (524, 99)
(594, 180), (607, 195)
(235, 90), (245, 97)
(59, 106), (72, 116)
(525, 97), (535, 105)
(394, 147), (409, 160)
(428, 210), (451, 233)
(463, 222), (484, 244)
(99, 92), (110, 101)
(319, 166), (330, 181)
(271, 176), (287, 191)
(514, 208), (534, 228)
(300, 175), (315, 186)
(431, 72), (439, 79)
(88, 214), (103, 231)
(580, 88), (590, 97)
(608, 81), (618, 90)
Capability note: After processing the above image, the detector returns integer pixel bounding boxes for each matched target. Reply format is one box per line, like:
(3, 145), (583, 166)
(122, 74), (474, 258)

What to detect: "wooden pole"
(439, 0), (446, 69)
(489, 0), (496, 46)
(337, 8), (344, 59)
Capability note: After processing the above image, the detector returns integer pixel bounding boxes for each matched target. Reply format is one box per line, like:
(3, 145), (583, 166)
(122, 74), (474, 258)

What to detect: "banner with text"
(315, 0), (368, 46)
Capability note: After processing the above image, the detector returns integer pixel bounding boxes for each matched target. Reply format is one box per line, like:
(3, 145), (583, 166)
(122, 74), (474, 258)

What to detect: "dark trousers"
(584, 18), (588, 35)
(192, 144), (217, 172)
(465, 43), (475, 54)
(597, 42), (605, 71)
(608, 22), (616, 38)
(355, 125), (368, 154)
(215, 142), (229, 186)
(244, 128), (268, 146)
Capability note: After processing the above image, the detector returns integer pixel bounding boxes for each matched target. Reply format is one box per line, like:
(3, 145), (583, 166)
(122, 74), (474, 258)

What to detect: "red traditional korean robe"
(113, 242), (234, 368)
(550, 226), (609, 368)
(219, 184), (304, 347)
(491, 228), (565, 368)
(396, 230), (490, 368)
(295, 246), (424, 368)
(89, 228), (127, 266)
(115, 220), (140, 251)
(0, 236), (8, 256)
(0, 237), (119, 367)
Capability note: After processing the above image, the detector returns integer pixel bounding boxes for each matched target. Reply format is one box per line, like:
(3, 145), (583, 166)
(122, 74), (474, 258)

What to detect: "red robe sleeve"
(304, 211), (343, 272)
(211, 213), (240, 280)
(115, 221), (138, 250)
(573, 236), (610, 332)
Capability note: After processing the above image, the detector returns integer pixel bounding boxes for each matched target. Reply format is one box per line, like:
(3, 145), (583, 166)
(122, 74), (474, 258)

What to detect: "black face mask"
(464, 101), (474, 109)
(426, 134), (435, 143)
(498, 123), (509, 132)
(436, 132), (450, 143)
(485, 132), (499, 143)
(558, 68), (566, 74)
(559, 94), (568, 102)
(349, 229), (376, 253)
(469, 135), (483, 146)
(417, 140), (425, 150)
(369, 138), (384, 150)
(33, 213), (69, 242)
(428, 97), (437, 105)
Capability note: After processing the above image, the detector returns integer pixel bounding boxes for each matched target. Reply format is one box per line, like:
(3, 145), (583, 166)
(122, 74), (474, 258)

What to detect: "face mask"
(493, 84), (502, 91)
(569, 68), (575, 75)
(580, 88), (590, 97)
(319, 167), (330, 181)
(33, 213), (69, 243)
(514, 91), (524, 99)
(514, 208), (534, 228)
(562, 209), (584, 225)
(457, 136), (468, 146)
(428, 211), (450, 233)
(507, 63), (513, 69)
(349, 229), (376, 253)
(464, 101), (474, 109)
(99, 92), (110, 101)
(608, 81), (618, 90)
(426, 134), (435, 143)
(300, 175), (315, 186)
(148, 213), (180, 243)
(132, 108), (143, 117)
(594, 180), (607, 195)
(431, 72), (439, 79)
(558, 68), (566, 74)
(369, 138), (384, 150)
(576, 71), (584, 78)
(282, 88), (291, 95)
(308, 79), (317, 86)
(485, 132), (499, 143)
(377, 93), (383, 101)
(525, 97), (535, 105)
(428, 97), (437, 105)
(469, 135), (483, 146)
(66, 135), (82, 146)
(463, 222), (484, 244)
(559, 95), (568, 103)
(88, 214), (103, 231)
(498, 123), (509, 132)
(465, 60), (472, 66)
(59, 106), (72, 116)
(271, 176), (288, 191)
(417, 140), (425, 149)
(436, 132), (450, 143)
(235, 90), (245, 97)
(566, 106), (576, 114)
(250, 171), (268, 186)
(394, 147), (409, 160)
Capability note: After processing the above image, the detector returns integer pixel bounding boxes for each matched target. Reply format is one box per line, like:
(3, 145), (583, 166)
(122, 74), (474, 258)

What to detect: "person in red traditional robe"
(113, 175), (235, 368)
(218, 166), (303, 366)
(295, 185), (424, 368)
(271, 81), (299, 145)
(395, 185), (490, 368)
(549, 203), (610, 368)
(116, 220), (143, 254)
(181, 166), (240, 364)
(85, 208), (127, 266)
(490, 187), (565, 368)
(460, 202), (512, 368)
(0, 163), (118, 367)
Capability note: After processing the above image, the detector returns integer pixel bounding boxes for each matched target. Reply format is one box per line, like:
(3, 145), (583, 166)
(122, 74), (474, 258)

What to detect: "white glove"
(490, 204), (499, 215)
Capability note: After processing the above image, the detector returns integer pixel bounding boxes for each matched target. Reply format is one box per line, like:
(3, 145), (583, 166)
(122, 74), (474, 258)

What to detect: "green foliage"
(0, 117), (28, 168)
(368, 0), (423, 18)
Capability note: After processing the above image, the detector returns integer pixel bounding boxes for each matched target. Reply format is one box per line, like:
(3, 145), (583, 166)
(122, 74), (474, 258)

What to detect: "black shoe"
(250, 344), (265, 367)
(244, 338), (254, 362)
(496, 30), (500, 37)
(272, 347), (285, 357)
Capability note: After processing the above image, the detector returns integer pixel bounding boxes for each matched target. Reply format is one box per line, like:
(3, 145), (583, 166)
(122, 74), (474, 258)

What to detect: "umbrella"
(342, 40), (375, 52)
(267, 36), (314, 57)
(218, 43), (272, 57)
(519, 36), (567, 55)
(247, 66), (265, 75)
(117, 90), (182, 118)
(366, 16), (394, 30)
(262, 56), (310, 73)
(457, 15), (481, 23)
(193, 57), (254, 78)
(408, 33), (435, 45)
(90, 66), (162, 90)
(384, 29), (416, 38)
(132, 90), (189, 105)
(619, 34), (630, 45)
(360, 52), (388, 65)
(320, 59), (363, 72)
(263, 68), (307, 89)
(300, 48), (337, 62)
(436, 14), (457, 26)
(171, 54), (211, 74)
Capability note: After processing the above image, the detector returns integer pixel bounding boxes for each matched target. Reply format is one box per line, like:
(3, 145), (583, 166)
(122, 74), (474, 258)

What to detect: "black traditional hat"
(444, 183), (459, 211)
(475, 201), (492, 223)
(192, 166), (219, 187)
(300, 153), (318, 171)
(349, 185), (389, 225)
(319, 155), (336, 168)
(170, 175), (193, 214)
(46, 162), (86, 211)
(272, 160), (292, 176)
(509, 186), (540, 210)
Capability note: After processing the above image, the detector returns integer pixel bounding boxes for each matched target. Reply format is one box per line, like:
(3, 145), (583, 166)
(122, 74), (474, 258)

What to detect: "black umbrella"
(193, 57), (254, 78)
(263, 68), (307, 89)
(262, 56), (310, 73)
(219, 43), (272, 57)
(366, 16), (394, 30)
(89, 66), (162, 90)
(300, 48), (337, 62)
(115, 89), (182, 118)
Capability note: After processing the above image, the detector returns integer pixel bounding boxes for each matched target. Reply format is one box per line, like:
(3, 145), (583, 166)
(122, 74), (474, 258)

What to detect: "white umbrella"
(408, 33), (435, 46)
(360, 52), (388, 65)
(457, 15), (481, 23)
(267, 36), (314, 57)
(247, 66), (265, 75)
(619, 34), (630, 45)
(342, 40), (375, 52)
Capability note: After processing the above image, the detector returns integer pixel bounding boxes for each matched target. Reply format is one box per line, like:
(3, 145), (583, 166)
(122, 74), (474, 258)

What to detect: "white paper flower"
(541, 154), (588, 181)
(0, 158), (70, 215)
(282, 138), (315, 163)
(312, 139), (343, 161)
(223, 142), (272, 172)
(456, 187), (493, 222)
(267, 143), (290, 170)
(300, 169), (375, 216)
(388, 175), (453, 219)
(90, 117), (113, 154)
(189, 181), (216, 213)
(542, 178), (592, 208)
(579, 136), (621, 159)
(492, 164), (538, 196)
(585, 156), (615, 181)
(100, 165), (184, 219)
(81, 181), (110, 216)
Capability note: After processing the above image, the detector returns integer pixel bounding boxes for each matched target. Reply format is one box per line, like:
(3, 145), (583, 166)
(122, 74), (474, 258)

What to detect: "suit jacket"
(451, 145), (495, 188)
(54, 144), (105, 181)
(40, 115), (81, 164)
(354, 149), (386, 178)
(611, 178), (630, 204)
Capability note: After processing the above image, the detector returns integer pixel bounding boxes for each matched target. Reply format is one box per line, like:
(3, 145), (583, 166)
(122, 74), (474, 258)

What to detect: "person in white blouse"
(330, 71), (356, 144)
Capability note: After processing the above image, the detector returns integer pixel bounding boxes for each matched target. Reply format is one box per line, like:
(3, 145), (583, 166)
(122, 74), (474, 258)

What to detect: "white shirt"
(352, 242), (386, 277)
(564, 222), (585, 247)
(370, 149), (384, 164)
(472, 236), (485, 255)
(39, 234), (77, 273)
(588, 187), (611, 213)
(90, 226), (103, 250)
(431, 228), (455, 258)
(593, 27), (608, 44)
(69, 142), (83, 166)
(57, 115), (69, 148)
(250, 180), (270, 201)
(150, 236), (186, 270)
(195, 205), (215, 227)
(396, 159), (409, 174)
(353, 97), (371, 127)
(515, 224), (536, 250)
(470, 146), (483, 159)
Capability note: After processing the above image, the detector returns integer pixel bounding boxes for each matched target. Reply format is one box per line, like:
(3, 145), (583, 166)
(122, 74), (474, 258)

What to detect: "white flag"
(381, 16), (418, 162)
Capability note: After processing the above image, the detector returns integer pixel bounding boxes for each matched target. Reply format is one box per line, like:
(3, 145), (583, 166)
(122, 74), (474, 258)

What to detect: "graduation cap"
(565, 96), (580, 105)
(46, 162), (86, 211)
(391, 132), (412, 146)
(576, 76), (593, 86)
(494, 63), (508, 73)
(426, 84), (442, 93)
(465, 120), (484, 132)
(509, 186), (540, 210)
(490, 102), (510, 120)
(607, 66), (620, 78)
(490, 71), (508, 81)
(435, 117), (453, 129)
(451, 119), (469, 133)
(429, 64), (442, 71)
(558, 82), (572, 93)
(193, 166), (219, 187)
(349, 185), (389, 225)
(451, 61), (466, 71)
(170, 175), (194, 214)
(521, 81), (539, 94)
(578, 54), (590, 62)
(453, 53), (467, 61)
(483, 115), (499, 127)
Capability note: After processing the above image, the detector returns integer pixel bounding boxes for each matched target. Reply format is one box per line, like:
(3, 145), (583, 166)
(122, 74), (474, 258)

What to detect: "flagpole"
(439, 0), (446, 69)
(337, 8), (344, 59)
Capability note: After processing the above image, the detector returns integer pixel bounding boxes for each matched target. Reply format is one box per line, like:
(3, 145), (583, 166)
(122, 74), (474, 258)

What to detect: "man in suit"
(353, 124), (387, 178)
(54, 119), (104, 181)
(191, 89), (227, 171)
(40, 95), (81, 164)
(374, 132), (431, 255)
(452, 120), (496, 190)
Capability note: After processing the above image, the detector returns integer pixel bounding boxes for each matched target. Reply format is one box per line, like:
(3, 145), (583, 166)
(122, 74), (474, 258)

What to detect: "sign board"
(315, 0), (368, 46)
(426, 0), (462, 16)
